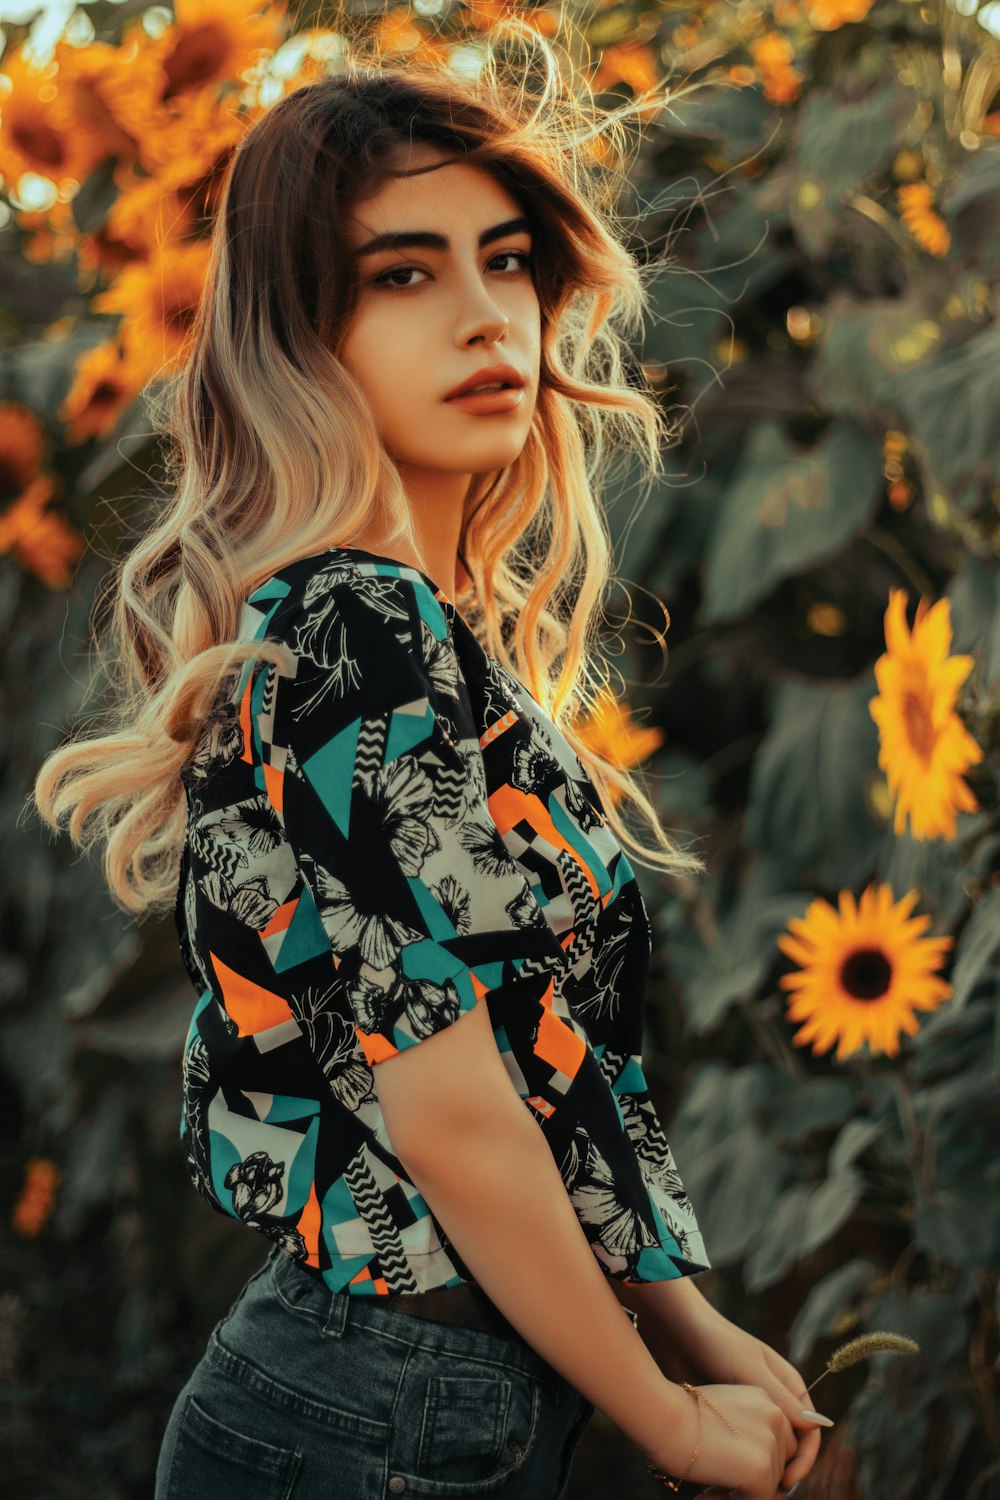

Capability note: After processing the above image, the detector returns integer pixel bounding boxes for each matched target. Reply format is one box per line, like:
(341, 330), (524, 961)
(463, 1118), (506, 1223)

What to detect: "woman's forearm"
(610, 1267), (717, 1330)
(397, 1100), (694, 1469)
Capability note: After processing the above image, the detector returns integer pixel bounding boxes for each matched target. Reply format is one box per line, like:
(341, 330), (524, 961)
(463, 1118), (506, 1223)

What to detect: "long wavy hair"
(31, 17), (706, 915)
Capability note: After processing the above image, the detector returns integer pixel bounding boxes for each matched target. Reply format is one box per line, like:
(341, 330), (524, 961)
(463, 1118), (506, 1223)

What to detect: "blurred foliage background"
(2, 0), (999, 1496)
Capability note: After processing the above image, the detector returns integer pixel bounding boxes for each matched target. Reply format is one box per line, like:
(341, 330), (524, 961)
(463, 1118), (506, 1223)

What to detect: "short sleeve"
(260, 569), (565, 1067)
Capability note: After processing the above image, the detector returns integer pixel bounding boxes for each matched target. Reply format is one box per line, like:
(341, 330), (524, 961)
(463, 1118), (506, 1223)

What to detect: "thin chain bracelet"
(647, 1382), (744, 1492)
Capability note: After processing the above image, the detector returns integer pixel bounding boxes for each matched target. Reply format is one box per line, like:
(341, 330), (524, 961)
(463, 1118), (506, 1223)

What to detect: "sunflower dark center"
(902, 689), (935, 760)
(841, 947), (893, 1001)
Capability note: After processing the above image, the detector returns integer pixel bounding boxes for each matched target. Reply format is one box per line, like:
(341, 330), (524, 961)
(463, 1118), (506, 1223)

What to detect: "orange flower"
(0, 474), (84, 588)
(0, 402), (46, 496)
(49, 38), (157, 176)
(60, 341), (145, 444)
(869, 588), (983, 840)
(134, 0), (286, 107)
(0, 45), (99, 193)
(777, 884), (954, 1061)
(749, 33), (803, 106)
(591, 43), (660, 100)
(92, 237), (213, 378)
(897, 182), (951, 257)
(806, 0), (876, 28)
(11, 1157), (61, 1238)
(575, 691), (664, 806)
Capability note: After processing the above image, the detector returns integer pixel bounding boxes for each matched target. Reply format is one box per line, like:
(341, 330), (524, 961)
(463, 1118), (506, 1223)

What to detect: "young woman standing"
(33, 24), (831, 1500)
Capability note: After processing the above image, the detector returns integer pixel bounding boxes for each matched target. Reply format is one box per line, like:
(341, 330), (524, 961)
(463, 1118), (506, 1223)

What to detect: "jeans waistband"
(267, 1247), (526, 1348)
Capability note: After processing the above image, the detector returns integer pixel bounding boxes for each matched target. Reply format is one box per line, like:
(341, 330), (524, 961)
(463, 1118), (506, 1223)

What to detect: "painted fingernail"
(800, 1407), (835, 1426)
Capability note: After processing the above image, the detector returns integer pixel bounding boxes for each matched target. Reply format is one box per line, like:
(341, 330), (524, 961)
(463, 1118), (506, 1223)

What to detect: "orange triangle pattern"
(239, 675), (254, 766)
(297, 1178), (323, 1268)
(210, 951), (296, 1036)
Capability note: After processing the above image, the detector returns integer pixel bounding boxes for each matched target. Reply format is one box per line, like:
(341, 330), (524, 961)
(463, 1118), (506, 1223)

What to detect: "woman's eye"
(370, 250), (533, 290)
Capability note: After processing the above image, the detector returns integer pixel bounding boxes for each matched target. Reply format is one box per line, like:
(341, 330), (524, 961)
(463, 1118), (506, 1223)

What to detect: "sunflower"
(868, 588), (983, 840)
(777, 883), (954, 1061)
(897, 182), (951, 258)
(574, 690), (664, 807)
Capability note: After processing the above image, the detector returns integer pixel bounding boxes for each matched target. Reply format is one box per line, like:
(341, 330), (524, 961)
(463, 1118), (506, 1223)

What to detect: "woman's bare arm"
(375, 995), (695, 1470)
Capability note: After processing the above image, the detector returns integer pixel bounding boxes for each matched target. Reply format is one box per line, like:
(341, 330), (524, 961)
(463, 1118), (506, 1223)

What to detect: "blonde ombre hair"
(32, 17), (706, 915)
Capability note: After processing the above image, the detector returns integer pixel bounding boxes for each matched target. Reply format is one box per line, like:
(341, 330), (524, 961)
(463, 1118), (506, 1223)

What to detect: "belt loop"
(322, 1286), (351, 1338)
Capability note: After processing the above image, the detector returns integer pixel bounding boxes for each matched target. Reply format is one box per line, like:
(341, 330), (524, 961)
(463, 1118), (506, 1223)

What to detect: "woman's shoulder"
(243, 546), (455, 648)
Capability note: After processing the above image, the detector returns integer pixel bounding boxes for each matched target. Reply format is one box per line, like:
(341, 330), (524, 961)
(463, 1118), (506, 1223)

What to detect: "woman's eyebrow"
(352, 215), (532, 260)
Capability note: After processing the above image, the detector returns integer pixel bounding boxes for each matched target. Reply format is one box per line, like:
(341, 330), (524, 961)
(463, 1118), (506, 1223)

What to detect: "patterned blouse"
(175, 547), (710, 1296)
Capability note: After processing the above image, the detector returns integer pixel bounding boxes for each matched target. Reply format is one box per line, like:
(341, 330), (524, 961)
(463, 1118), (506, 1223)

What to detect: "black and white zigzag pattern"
(342, 1149), (419, 1293)
(559, 847), (597, 928)
(353, 716), (388, 790)
(190, 821), (246, 883)
(431, 757), (468, 824)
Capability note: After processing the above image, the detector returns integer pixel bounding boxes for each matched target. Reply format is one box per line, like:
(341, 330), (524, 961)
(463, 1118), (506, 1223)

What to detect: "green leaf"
(949, 887), (1000, 1010)
(653, 746), (713, 820)
(945, 554), (1000, 689)
(874, 817), (992, 932)
(666, 1062), (797, 1263)
(680, 1122), (786, 1266)
(805, 286), (940, 423)
(52, 1083), (131, 1238)
(700, 418), (883, 624)
(666, 858), (805, 1033)
(828, 1116), (885, 1173)
(758, 1077), (859, 1146)
(787, 1256), (878, 1366)
(745, 673), (883, 887)
(789, 80), (918, 256)
(912, 998), (995, 1085)
(917, 1182), (1000, 1266)
(851, 1291), (973, 1500)
(939, 141), (1000, 270)
(914, 1071), (1000, 1197)
(71, 157), (121, 236)
(744, 1168), (863, 1294)
(890, 321), (1000, 514)
(659, 83), (774, 158)
(72, 981), (192, 1062)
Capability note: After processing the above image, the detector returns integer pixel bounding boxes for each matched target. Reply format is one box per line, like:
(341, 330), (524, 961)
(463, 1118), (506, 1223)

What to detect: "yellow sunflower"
(868, 588), (983, 840)
(574, 691), (664, 807)
(777, 883), (954, 1062)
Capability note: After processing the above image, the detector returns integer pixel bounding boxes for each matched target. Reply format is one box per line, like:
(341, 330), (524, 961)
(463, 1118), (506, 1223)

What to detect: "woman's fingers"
(756, 1345), (833, 1483)
(780, 1423), (821, 1488)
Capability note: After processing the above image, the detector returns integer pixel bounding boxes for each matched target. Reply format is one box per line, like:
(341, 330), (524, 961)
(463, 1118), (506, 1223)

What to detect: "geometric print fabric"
(175, 547), (710, 1295)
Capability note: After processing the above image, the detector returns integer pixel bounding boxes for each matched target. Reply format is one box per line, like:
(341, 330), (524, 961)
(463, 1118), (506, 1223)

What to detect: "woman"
(33, 22), (831, 1500)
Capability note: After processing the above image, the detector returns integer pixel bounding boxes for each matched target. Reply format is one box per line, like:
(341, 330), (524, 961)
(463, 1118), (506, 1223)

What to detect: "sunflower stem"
(862, 527), (938, 602)
(740, 996), (808, 1079)
(889, 1071), (933, 1207)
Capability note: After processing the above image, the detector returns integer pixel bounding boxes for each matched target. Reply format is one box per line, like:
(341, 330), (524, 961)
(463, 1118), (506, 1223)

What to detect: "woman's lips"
(444, 386), (525, 414)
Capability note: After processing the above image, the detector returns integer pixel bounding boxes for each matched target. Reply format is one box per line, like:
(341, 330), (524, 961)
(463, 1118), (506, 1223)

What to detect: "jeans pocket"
(418, 1373), (511, 1478)
(157, 1391), (302, 1500)
(394, 1352), (542, 1496)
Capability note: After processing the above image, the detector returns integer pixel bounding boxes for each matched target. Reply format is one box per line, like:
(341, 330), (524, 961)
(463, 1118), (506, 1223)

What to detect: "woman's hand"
(639, 1302), (827, 1494)
(643, 1381), (825, 1500)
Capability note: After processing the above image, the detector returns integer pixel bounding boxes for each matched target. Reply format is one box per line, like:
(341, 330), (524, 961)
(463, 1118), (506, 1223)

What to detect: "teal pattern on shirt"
(175, 547), (711, 1295)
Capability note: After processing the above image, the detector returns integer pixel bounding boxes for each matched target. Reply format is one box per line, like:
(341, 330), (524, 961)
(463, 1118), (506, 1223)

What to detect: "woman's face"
(338, 142), (541, 486)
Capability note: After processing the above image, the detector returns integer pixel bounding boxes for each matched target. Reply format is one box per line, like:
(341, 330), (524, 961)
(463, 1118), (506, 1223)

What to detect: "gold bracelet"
(647, 1382), (744, 1492)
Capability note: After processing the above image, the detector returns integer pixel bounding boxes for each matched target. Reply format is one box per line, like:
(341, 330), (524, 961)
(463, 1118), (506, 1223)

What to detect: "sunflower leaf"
(746, 673), (883, 886)
(700, 417), (883, 625)
(948, 887), (1000, 1010)
(787, 1256), (879, 1366)
(743, 1167), (864, 1294)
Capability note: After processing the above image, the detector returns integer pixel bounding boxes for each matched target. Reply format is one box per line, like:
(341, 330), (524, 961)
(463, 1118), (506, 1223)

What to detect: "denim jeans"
(155, 1245), (595, 1499)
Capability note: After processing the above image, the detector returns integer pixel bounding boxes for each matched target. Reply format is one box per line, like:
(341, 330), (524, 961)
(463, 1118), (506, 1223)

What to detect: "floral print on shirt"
(175, 548), (710, 1294)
